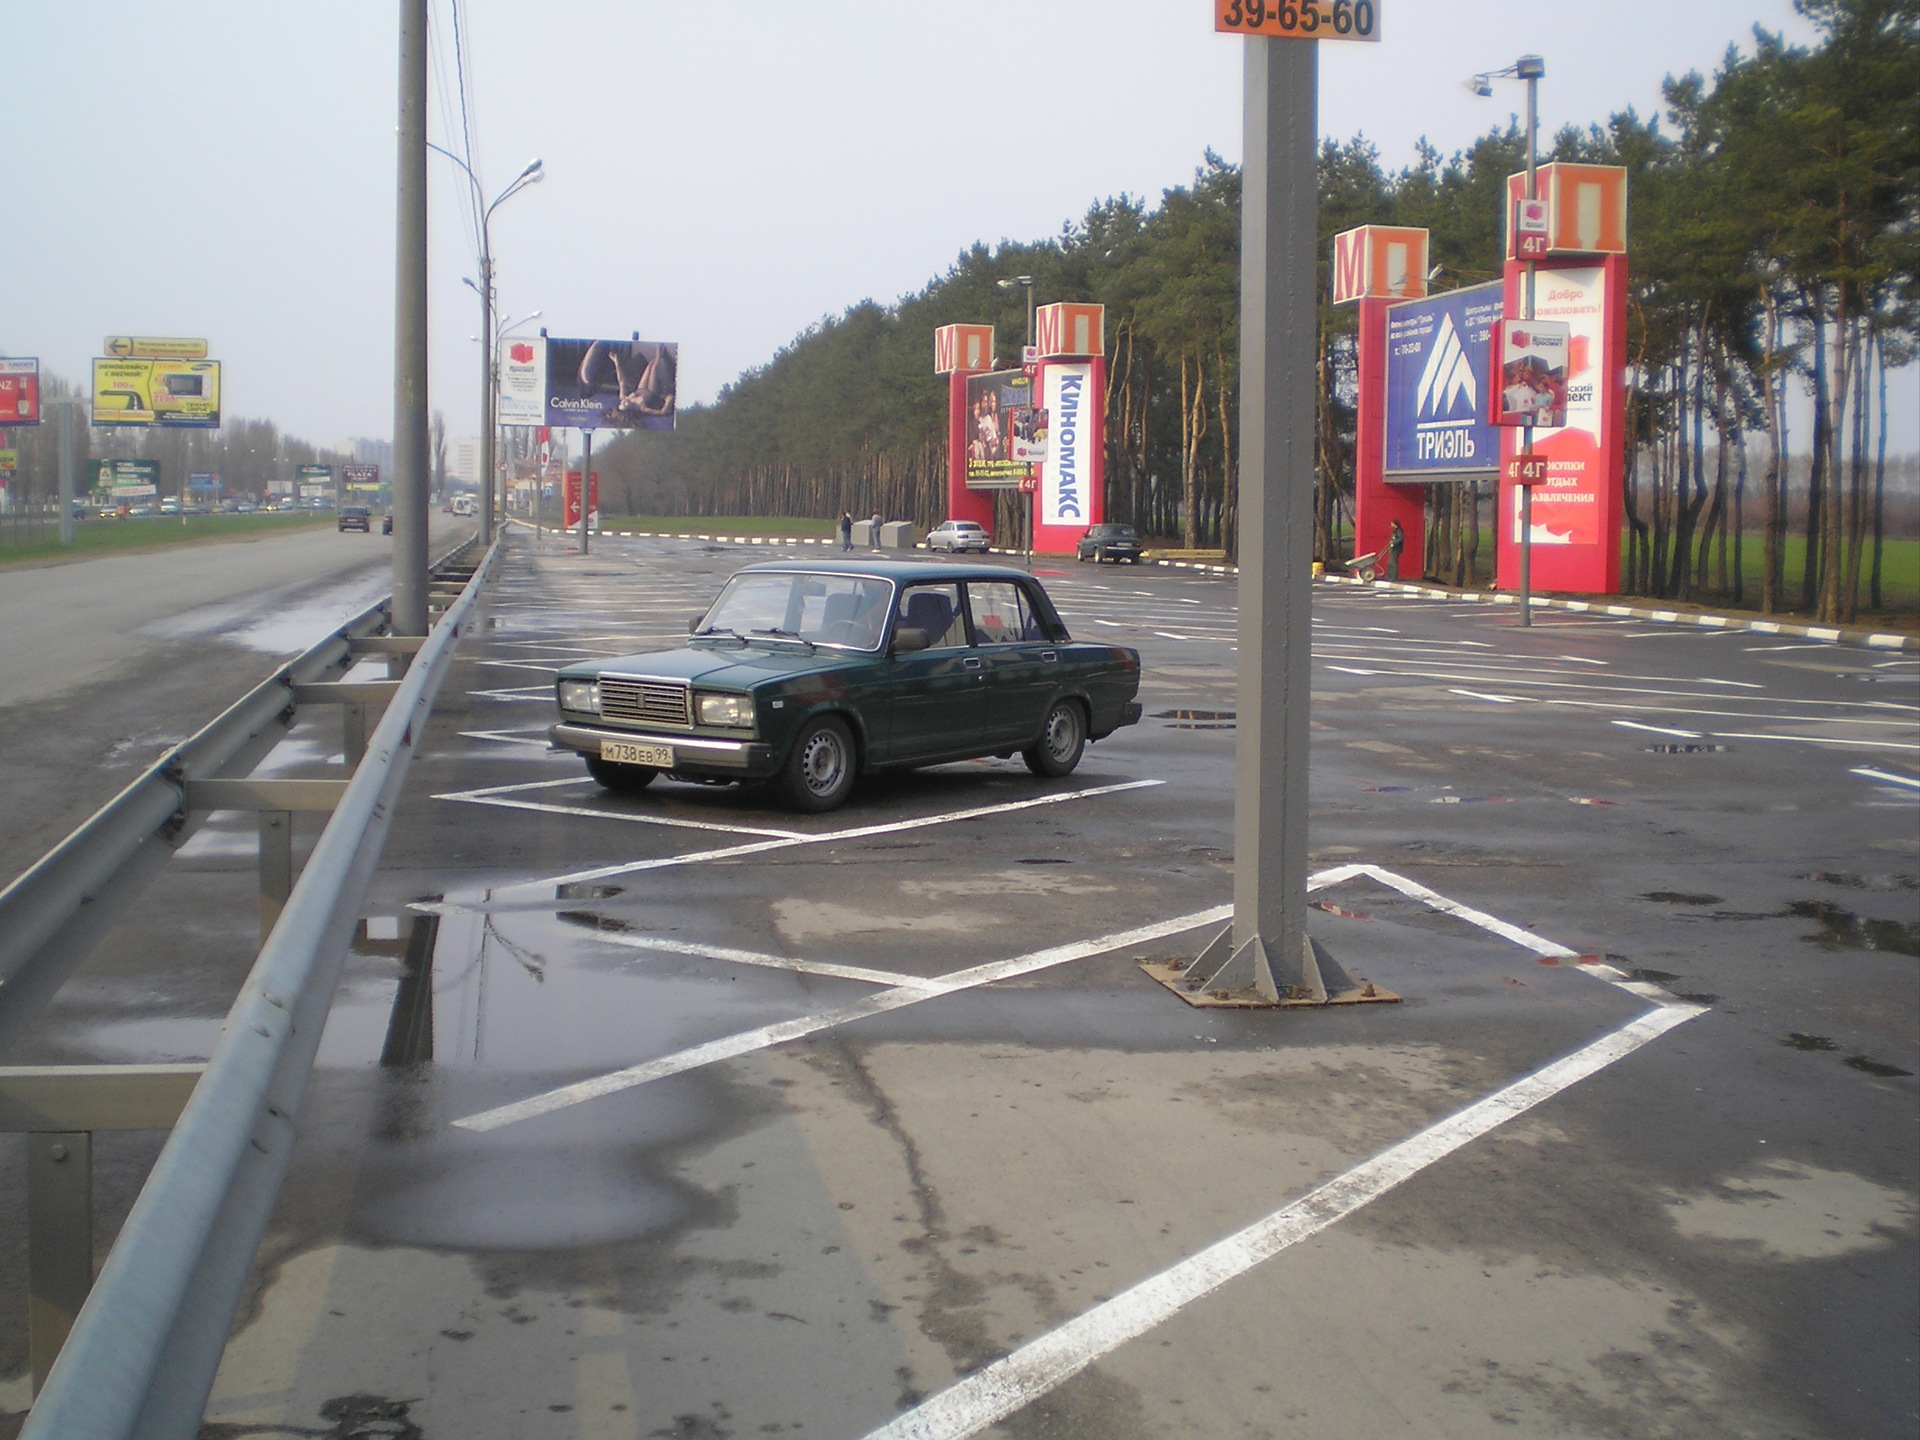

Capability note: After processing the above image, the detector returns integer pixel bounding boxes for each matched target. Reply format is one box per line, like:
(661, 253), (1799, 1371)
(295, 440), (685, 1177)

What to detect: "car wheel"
(586, 756), (658, 793)
(1023, 699), (1086, 778)
(1095, 547), (1108, 563)
(1077, 550), (1088, 563)
(778, 715), (856, 812)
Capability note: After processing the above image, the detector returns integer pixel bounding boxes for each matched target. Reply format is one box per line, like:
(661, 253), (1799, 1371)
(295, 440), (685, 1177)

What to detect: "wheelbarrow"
(1342, 550), (1381, 582)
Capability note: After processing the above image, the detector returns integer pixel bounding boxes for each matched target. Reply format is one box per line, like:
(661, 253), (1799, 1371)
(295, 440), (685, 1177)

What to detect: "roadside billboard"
(1382, 282), (1502, 478)
(1037, 362), (1095, 526)
(91, 358), (221, 428)
(90, 458), (162, 497)
(497, 336), (548, 426)
(543, 337), (677, 431)
(341, 464), (380, 494)
(296, 464), (333, 493)
(0, 358), (41, 425)
(563, 470), (600, 529)
(1488, 318), (1570, 429)
(964, 369), (1037, 490)
(188, 471), (222, 492)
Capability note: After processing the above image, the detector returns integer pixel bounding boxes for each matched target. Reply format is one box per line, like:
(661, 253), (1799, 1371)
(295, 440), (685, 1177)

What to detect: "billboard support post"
(576, 431), (591, 556)
(1519, 56), (1541, 626)
(1184, 36), (1355, 1003)
(57, 403), (74, 547)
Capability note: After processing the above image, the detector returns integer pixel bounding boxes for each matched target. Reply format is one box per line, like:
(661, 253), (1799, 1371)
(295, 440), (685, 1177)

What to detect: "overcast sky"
(5, 1), (1909, 452)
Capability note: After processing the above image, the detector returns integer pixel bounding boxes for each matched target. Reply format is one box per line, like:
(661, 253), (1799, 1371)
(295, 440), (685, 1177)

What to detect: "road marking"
(1611, 719), (1703, 739)
(1851, 766), (1920, 791)
(492, 779), (1168, 896)
(857, 1002), (1701, 1440)
(1448, 688), (1528, 704)
(436, 784), (808, 840)
(456, 728), (554, 748)
(452, 900), (1233, 1132)
(1707, 731), (1920, 751)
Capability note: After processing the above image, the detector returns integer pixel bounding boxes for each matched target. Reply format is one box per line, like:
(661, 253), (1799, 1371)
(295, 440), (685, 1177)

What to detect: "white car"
(925, 519), (992, 554)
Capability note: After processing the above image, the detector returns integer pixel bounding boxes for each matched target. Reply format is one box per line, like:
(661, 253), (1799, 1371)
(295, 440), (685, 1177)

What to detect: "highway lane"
(4, 528), (1914, 1438)
(0, 516), (475, 886)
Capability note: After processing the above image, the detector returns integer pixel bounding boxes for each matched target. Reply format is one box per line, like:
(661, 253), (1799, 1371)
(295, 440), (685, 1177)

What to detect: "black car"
(338, 506), (371, 533)
(551, 559), (1143, 812)
(1076, 523), (1144, 564)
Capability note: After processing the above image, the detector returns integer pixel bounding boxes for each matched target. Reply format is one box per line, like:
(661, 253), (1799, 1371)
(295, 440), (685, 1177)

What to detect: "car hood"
(558, 644), (870, 689)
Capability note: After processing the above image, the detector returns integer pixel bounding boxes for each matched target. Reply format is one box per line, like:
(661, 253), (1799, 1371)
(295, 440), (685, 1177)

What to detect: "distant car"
(1076, 523), (1144, 564)
(159, 498), (181, 516)
(381, 512), (393, 535)
(338, 506), (372, 533)
(925, 519), (992, 554)
(551, 559), (1143, 813)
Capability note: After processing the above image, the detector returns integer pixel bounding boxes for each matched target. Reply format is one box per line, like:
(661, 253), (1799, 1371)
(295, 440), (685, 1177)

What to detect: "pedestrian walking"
(870, 511), (883, 551)
(1388, 519), (1405, 581)
(839, 511), (853, 551)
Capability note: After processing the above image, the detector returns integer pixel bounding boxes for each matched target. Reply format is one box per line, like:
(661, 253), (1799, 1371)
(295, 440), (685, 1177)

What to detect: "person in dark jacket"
(1388, 519), (1405, 581)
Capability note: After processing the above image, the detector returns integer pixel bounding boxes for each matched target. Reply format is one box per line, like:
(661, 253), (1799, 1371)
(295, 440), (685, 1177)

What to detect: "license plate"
(600, 739), (673, 768)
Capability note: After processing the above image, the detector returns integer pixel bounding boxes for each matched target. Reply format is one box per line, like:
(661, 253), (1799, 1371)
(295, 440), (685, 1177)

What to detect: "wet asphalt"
(2, 526), (1914, 1439)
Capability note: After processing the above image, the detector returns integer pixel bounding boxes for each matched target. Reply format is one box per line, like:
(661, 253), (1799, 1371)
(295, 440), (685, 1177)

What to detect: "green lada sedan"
(550, 559), (1143, 812)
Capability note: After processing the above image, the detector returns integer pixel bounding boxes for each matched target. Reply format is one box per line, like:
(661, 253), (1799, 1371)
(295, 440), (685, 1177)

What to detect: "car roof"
(736, 558), (1037, 585)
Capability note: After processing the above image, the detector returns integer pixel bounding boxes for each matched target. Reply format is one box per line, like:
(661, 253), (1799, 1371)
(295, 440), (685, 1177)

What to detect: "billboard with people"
(543, 337), (677, 431)
(964, 369), (1038, 489)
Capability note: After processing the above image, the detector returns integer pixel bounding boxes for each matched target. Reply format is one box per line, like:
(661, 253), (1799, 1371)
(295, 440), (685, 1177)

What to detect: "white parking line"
(1611, 719), (1703, 739)
(857, 1002), (1701, 1440)
(452, 900), (1233, 1133)
(1449, 689), (1528, 704)
(1851, 766), (1920, 791)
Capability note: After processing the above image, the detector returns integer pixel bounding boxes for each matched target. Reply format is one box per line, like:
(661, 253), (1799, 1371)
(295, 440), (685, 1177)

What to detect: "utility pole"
(390, 0), (430, 637)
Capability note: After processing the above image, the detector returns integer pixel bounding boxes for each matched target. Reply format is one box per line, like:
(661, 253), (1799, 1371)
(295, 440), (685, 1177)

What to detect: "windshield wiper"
(692, 625), (745, 643)
(750, 627), (817, 650)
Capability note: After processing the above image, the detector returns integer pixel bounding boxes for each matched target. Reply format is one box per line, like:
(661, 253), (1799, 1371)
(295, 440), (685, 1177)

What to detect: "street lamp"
(1469, 55), (1544, 626)
(996, 274), (1036, 357)
(428, 145), (543, 544)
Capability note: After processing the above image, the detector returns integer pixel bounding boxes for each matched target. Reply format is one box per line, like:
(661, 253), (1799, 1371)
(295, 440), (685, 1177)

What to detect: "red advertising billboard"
(564, 470), (600, 529)
(0, 359), (41, 426)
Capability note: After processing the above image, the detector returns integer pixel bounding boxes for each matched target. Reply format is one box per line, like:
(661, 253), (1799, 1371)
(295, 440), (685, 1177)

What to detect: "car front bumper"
(550, 722), (777, 779)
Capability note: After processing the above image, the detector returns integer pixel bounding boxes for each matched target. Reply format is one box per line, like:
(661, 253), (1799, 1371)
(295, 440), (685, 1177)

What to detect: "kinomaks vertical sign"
(1038, 361), (1094, 527)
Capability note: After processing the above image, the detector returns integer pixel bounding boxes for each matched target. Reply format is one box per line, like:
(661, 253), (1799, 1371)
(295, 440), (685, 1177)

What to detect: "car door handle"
(962, 656), (983, 670)
(1040, 651), (1058, 663)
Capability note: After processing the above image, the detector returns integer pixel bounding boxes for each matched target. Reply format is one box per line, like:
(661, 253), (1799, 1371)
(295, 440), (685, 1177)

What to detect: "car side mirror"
(891, 628), (930, 654)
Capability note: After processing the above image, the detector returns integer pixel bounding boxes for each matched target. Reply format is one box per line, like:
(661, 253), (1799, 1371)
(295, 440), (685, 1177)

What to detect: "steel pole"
(576, 430), (591, 556)
(1518, 67), (1539, 627)
(478, 248), (495, 547)
(56, 403), (75, 547)
(390, 0), (430, 636)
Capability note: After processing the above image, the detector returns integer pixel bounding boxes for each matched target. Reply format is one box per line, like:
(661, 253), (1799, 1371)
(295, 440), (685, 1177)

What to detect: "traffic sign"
(1215, 0), (1379, 41)
(103, 336), (209, 360)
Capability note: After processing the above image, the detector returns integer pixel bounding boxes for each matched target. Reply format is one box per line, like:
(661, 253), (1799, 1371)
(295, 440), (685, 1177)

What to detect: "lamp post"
(1470, 55), (1544, 625)
(428, 145), (543, 545)
(996, 275), (1037, 560)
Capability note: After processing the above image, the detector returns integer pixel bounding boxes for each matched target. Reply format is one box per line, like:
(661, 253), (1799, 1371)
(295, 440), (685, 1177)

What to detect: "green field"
(0, 511), (334, 568)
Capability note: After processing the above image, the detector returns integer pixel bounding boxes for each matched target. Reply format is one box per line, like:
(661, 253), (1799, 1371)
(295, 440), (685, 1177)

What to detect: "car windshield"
(697, 572), (893, 651)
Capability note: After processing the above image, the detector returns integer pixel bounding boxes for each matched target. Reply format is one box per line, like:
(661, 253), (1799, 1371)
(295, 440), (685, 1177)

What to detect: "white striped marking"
(1449, 688), (1528, 705)
(1611, 719), (1703, 739)
(1849, 766), (1920, 790)
(858, 1002), (1700, 1440)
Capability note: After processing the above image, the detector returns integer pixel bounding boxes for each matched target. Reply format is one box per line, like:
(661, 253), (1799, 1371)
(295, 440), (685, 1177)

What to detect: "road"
(0, 516), (475, 885)
(2, 526), (1914, 1439)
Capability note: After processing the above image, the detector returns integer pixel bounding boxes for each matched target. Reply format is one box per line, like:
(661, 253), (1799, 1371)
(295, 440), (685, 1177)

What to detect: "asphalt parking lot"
(9, 526), (1915, 1439)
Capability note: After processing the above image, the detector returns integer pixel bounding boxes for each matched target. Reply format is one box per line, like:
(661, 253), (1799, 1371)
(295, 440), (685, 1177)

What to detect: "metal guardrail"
(10, 538), (497, 1439)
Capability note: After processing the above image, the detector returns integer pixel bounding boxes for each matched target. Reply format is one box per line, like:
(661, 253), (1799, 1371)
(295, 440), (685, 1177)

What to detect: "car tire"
(1023, 699), (1086, 778)
(1077, 550), (1088, 563)
(778, 715), (856, 812)
(586, 757), (658, 793)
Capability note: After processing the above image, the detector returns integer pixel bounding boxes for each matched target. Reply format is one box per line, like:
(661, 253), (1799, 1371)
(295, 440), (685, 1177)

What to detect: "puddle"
(1155, 708), (1236, 729)
(1018, 857), (1072, 865)
(554, 882), (626, 901)
(1844, 1055), (1914, 1078)
(1801, 871), (1919, 893)
(1644, 744), (1731, 754)
(1783, 900), (1920, 956)
(1643, 891), (1723, 906)
(1625, 966), (1680, 984)
(1783, 1033), (1838, 1051)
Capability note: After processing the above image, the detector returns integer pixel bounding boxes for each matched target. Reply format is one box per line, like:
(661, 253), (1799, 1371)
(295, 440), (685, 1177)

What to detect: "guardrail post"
(344, 701), (368, 770)
(260, 811), (292, 943)
(27, 1131), (90, 1394)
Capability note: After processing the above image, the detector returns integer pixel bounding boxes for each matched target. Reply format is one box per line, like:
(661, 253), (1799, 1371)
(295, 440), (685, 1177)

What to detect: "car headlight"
(557, 678), (600, 714)
(696, 691), (752, 728)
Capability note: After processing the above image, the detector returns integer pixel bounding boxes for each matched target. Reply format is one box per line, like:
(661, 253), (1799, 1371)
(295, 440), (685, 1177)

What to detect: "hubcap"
(803, 731), (844, 793)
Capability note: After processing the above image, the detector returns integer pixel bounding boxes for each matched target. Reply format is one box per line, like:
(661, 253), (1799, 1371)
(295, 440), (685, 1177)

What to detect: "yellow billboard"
(92, 358), (222, 428)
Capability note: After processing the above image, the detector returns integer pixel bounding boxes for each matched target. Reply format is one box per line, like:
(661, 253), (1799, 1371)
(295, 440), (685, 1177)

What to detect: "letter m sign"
(1330, 226), (1430, 305)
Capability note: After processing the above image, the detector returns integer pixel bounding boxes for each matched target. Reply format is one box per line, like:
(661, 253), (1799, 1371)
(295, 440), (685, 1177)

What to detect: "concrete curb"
(525, 524), (1918, 656)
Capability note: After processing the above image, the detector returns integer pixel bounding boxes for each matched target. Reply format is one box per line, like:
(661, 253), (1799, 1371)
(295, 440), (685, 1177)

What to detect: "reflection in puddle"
(1643, 891), (1723, 906)
(1783, 900), (1920, 956)
(1644, 743), (1731, 754)
(1783, 1032), (1838, 1051)
(1155, 709), (1236, 730)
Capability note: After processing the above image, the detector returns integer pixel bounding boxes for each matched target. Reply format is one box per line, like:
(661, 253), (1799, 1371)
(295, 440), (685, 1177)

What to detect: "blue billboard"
(1383, 282), (1503, 477)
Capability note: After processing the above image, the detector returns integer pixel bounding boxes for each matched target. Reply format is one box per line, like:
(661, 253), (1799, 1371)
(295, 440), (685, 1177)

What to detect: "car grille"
(598, 677), (692, 728)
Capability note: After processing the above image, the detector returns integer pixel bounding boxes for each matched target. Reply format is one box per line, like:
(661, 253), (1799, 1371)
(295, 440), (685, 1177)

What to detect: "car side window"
(965, 582), (1036, 645)
(895, 583), (966, 649)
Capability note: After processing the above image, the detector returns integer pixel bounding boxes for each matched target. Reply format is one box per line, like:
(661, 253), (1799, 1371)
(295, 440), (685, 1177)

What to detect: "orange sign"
(934, 324), (995, 375)
(1505, 164), (1628, 256)
(1215, 0), (1380, 41)
(1035, 303), (1105, 359)
(1331, 225), (1428, 304)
